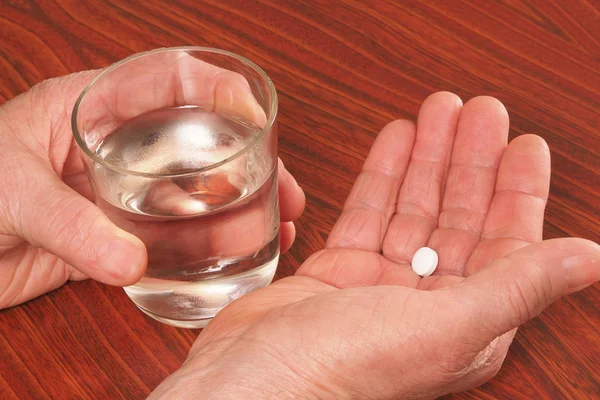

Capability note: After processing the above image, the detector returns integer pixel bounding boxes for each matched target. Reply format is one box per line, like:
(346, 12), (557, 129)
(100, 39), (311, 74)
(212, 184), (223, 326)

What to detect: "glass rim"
(71, 46), (278, 178)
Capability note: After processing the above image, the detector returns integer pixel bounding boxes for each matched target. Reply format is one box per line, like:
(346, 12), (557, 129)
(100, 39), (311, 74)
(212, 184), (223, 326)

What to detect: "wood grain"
(0, 0), (598, 398)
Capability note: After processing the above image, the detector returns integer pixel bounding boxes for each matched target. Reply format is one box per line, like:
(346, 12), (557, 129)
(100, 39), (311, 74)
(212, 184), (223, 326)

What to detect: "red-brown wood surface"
(1, 1), (599, 399)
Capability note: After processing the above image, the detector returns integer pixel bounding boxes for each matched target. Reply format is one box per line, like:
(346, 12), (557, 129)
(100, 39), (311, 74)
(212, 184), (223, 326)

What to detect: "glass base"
(136, 305), (213, 329)
(125, 254), (279, 329)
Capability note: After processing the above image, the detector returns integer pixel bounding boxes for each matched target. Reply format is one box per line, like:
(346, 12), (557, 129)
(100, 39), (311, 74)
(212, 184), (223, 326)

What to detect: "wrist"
(148, 337), (339, 400)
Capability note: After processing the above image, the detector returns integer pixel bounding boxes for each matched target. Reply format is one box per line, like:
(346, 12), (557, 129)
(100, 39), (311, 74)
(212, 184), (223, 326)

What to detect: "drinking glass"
(71, 47), (279, 328)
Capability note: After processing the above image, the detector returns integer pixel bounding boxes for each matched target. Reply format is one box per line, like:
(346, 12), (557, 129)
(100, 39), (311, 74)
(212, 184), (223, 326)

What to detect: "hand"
(0, 58), (305, 309)
(149, 93), (600, 400)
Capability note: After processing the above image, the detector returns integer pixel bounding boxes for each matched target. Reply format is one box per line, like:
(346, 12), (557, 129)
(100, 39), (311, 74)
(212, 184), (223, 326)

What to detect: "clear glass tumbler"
(72, 47), (279, 328)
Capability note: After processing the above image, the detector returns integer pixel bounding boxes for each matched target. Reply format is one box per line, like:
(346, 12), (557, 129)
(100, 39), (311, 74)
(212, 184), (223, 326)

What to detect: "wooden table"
(1, 1), (598, 398)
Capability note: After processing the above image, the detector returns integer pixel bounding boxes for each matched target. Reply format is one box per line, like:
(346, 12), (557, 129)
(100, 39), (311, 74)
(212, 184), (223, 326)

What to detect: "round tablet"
(411, 247), (438, 277)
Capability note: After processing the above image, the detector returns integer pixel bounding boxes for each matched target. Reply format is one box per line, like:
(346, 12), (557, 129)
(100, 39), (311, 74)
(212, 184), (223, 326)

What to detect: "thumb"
(9, 161), (147, 286)
(455, 238), (600, 346)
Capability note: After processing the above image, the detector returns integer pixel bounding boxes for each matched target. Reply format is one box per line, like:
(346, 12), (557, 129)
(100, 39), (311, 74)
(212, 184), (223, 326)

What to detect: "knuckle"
(348, 172), (393, 211)
(505, 279), (535, 327)
(222, 70), (250, 88)
(214, 70), (253, 104)
(50, 196), (104, 257)
(330, 208), (383, 251)
(505, 264), (552, 325)
(295, 249), (332, 277)
(0, 156), (36, 233)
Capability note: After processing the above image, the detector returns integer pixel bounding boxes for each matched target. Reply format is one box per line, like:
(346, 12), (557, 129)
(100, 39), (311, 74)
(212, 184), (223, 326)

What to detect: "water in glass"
(91, 105), (279, 328)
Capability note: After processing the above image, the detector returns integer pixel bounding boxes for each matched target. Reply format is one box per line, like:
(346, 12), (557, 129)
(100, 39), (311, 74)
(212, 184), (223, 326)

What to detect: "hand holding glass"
(72, 47), (279, 328)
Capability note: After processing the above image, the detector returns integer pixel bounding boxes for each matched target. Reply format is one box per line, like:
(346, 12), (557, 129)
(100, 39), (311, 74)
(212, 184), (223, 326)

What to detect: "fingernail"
(97, 237), (144, 280)
(563, 255), (600, 288)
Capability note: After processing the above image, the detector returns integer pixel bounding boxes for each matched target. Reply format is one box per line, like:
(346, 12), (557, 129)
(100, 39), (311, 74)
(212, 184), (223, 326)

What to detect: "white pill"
(411, 247), (438, 277)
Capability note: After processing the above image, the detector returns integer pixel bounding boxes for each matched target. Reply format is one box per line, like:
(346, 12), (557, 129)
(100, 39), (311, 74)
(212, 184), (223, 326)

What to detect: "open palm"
(152, 93), (600, 399)
(301, 92), (549, 290)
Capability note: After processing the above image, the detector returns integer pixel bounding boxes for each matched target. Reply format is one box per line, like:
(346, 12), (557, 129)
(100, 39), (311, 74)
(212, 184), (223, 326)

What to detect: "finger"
(111, 177), (279, 266)
(465, 135), (550, 275)
(5, 70), (99, 190)
(454, 238), (600, 348)
(326, 119), (415, 251)
(115, 168), (244, 218)
(6, 160), (147, 286)
(428, 96), (509, 276)
(77, 52), (267, 147)
(148, 207), (276, 270)
(382, 92), (462, 264)
(176, 53), (267, 127)
(280, 221), (296, 253)
(145, 180), (211, 216)
(278, 159), (305, 222)
(296, 248), (420, 288)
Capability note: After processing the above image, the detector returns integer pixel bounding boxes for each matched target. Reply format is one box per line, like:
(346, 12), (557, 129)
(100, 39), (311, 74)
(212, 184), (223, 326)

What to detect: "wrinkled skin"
(0, 62), (305, 309)
(149, 94), (600, 399)
(0, 67), (598, 400)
